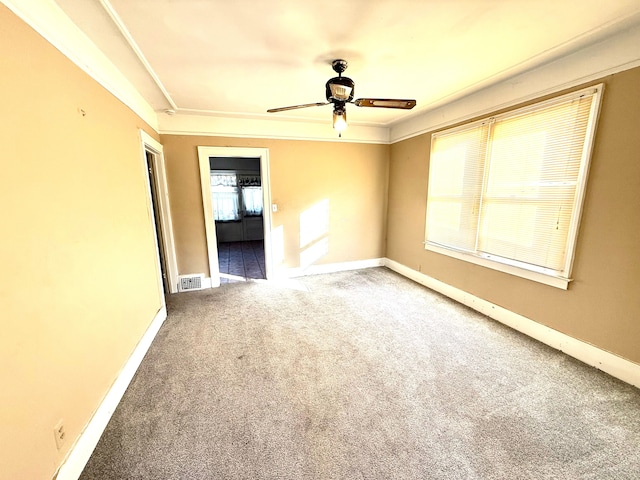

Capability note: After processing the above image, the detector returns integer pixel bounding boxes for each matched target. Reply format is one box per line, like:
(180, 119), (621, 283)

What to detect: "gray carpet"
(80, 267), (640, 479)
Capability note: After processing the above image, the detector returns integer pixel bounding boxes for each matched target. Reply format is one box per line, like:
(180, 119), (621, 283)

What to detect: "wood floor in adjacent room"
(217, 240), (265, 283)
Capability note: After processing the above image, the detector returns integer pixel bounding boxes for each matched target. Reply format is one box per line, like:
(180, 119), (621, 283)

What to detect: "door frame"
(197, 146), (273, 287)
(140, 130), (179, 293)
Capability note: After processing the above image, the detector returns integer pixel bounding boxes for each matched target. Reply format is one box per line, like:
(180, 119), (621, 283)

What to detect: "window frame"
(424, 84), (604, 289)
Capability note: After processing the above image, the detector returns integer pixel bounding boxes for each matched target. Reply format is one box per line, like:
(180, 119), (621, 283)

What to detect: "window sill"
(424, 243), (571, 290)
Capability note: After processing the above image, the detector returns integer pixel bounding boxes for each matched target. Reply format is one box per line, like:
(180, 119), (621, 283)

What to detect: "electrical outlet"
(53, 420), (66, 450)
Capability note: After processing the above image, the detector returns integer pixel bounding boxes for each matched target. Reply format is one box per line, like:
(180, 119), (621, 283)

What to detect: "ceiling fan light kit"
(332, 106), (347, 136)
(267, 59), (416, 137)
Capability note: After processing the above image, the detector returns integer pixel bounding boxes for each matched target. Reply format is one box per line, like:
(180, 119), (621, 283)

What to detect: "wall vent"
(178, 274), (205, 292)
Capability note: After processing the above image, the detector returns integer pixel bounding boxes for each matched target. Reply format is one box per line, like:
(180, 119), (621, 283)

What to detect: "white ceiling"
(54, 0), (640, 128)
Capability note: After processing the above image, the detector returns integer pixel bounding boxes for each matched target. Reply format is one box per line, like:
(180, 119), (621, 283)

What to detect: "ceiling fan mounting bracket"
(331, 59), (348, 75)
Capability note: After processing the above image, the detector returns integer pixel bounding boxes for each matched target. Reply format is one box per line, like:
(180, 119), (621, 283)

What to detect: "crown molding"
(2, 0), (158, 131)
(390, 21), (640, 143)
(8, 0), (639, 145)
(158, 112), (390, 144)
(2, 0), (388, 144)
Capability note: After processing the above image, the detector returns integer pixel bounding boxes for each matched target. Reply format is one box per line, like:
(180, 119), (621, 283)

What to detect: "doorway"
(140, 131), (179, 294)
(197, 147), (273, 287)
(145, 150), (169, 292)
(210, 157), (266, 283)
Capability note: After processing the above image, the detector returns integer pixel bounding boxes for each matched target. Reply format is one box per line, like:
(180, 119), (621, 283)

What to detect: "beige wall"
(387, 67), (640, 365)
(160, 135), (390, 276)
(4, 1), (638, 477)
(0, 5), (163, 479)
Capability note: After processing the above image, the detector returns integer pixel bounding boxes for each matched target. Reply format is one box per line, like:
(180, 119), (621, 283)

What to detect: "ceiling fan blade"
(354, 98), (416, 109)
(267, 102), (330, 113)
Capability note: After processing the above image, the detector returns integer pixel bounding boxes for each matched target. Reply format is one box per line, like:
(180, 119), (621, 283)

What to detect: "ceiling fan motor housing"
(326, 76), (355, 103)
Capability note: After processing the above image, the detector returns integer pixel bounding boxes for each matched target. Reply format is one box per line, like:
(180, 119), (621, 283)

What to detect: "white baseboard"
(201, 259), (384, 288)
(55, 305), (168, 480)
(52, 260), (638, 480)
(384, 258), (640, 389)
(284, 258), (385, 278)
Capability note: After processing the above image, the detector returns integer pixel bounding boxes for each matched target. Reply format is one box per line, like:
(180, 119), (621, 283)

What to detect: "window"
(242, 187), (263, 216)
(211, 173), (240, 221)
(210, 172), (263, 221)
(424, 85), (603, 289)
(238, 175), (263, 216)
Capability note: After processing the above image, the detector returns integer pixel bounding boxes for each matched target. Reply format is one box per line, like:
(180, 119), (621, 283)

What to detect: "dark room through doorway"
(209, 156), (266, 283)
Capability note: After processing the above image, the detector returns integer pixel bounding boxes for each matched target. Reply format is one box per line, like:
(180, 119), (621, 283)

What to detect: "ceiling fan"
(267, 59), (416, 136)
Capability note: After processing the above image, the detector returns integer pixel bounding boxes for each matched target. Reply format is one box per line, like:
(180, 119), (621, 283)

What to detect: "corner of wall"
(383, 258), (640, 389)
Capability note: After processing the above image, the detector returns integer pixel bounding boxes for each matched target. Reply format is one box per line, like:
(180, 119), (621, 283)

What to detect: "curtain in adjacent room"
(242, 186), (263, 216)
(210, 173), (240, 221)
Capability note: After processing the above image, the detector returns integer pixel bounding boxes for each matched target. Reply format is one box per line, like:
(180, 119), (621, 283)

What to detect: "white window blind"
(425, 85), (602, 283)
(426, 124), (488, 252)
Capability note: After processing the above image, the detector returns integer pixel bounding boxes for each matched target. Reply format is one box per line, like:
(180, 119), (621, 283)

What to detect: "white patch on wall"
(178, 274), (205, 292)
